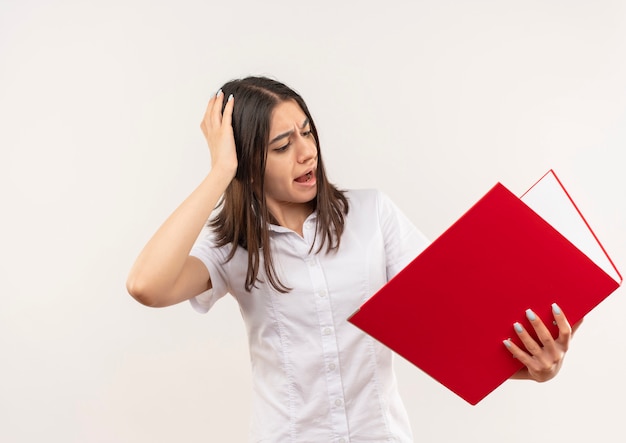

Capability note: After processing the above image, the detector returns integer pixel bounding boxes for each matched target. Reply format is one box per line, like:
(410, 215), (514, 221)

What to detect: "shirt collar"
(268, 211), (318, 234)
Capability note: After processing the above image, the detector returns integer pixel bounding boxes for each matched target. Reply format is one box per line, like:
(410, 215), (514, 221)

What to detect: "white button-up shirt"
(190, 189), (429, 442)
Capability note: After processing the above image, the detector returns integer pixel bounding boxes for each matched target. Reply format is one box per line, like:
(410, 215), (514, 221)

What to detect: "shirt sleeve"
(188, 228), (231, 313)
(376, 190), (430, 281)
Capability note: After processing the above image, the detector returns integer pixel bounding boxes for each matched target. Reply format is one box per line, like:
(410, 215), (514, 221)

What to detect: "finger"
(502, 338), (537, 369)
(551, 302), (573, 349)
(525, 308), (556, 353)
(203, 91), (218, 120)
(211, 89), (225, 127)
(222, 93), (235, 127)
(512, 321), (543, 356)
(201, 93), (218, 135)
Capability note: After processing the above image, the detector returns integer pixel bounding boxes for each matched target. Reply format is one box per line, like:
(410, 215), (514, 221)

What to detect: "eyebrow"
(268, 118), (310, 145)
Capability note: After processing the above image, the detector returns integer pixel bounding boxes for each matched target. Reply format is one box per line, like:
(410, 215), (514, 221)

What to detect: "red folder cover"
(348, 170), (622, 405)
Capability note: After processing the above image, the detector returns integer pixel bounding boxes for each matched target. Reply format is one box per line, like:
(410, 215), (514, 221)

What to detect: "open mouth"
(294, 171), (314, 183)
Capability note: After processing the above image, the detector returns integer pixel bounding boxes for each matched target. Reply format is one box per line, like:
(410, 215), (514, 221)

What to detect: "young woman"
(127, 76), (577, 442)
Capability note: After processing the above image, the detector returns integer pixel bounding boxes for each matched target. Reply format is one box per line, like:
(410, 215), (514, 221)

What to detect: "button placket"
(307, 256), (350, 440)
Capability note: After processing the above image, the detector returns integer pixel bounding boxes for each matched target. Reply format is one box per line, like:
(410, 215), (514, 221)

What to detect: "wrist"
(208, 164), (237, 187)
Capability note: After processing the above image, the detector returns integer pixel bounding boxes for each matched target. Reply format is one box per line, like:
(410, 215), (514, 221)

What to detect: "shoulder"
(344, 188), (385, 205)
(343, 188), (395, 214)
(341, 189), (406, 231)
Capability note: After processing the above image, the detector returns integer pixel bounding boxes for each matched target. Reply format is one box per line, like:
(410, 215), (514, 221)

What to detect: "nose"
(295, 133), (317, 164)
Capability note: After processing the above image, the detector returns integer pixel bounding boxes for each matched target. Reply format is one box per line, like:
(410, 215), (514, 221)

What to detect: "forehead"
(269, 100), (307, 134)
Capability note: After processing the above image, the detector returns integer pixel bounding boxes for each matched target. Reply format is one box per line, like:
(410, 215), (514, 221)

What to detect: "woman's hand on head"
(504, 303), (583, 382)
(200, 90), (238, 179)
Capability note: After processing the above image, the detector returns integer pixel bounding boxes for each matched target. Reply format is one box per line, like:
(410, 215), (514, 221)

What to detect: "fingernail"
(216, 89), (223, 97)
(227, 94), (234, 102)
(503, 339), (512, 348)
(525, 309), (536, 321)
(514, 322), (523, 333)
(552, 303), (562, 315)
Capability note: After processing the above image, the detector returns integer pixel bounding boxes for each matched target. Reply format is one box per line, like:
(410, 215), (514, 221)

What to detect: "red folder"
(348, 170), (622, 405)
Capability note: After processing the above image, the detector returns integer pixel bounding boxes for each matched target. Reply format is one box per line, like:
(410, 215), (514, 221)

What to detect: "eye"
(274, 143), (289, 152)
(302, 130), (313, 137)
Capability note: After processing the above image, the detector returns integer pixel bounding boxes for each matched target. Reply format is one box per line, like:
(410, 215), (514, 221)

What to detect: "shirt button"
(318, 290), (327, 298)
(307, 259), (317, 268)
(328, 363), (336, 371)
(323, 327), (332, 336)
(338, 438), (346, 443)
(335, 398), (343, 407)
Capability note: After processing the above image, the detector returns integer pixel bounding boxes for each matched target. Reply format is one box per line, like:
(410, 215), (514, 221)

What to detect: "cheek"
(263, 166), (284, 193)
(264, 158), (289, 183)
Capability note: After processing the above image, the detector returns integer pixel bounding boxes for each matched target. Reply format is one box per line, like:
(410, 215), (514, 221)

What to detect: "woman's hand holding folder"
(505, 303), (583, 382)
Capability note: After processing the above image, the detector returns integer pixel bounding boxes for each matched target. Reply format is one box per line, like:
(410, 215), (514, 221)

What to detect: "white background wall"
(2, 1), (625, 441)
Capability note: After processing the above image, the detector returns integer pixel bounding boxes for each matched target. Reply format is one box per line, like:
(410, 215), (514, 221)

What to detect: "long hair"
(209, 76), (349, 292)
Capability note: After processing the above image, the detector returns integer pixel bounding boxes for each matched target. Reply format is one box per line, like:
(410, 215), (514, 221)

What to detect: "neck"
(268, 201), (315, 236)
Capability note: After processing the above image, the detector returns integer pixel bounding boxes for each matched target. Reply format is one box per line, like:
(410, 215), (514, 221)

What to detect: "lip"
(294, 169), (317, 186)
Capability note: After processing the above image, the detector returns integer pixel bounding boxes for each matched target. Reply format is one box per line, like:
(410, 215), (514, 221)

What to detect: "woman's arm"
(126, 91), (236, 307)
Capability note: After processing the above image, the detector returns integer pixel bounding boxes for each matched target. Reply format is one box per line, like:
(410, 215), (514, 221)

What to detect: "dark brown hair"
(210, 76), (349, 292)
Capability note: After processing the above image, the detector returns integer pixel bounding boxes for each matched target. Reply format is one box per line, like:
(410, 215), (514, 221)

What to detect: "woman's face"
(264, 99), (318, 217)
